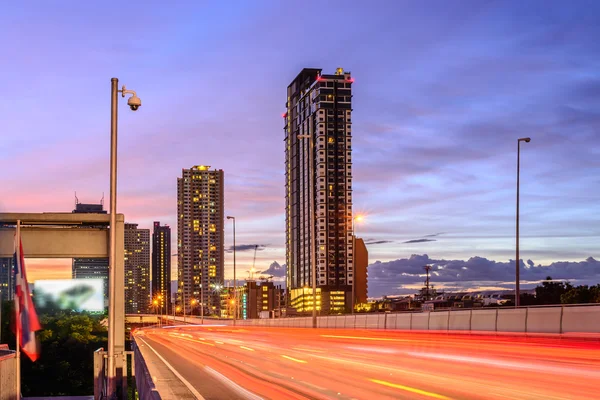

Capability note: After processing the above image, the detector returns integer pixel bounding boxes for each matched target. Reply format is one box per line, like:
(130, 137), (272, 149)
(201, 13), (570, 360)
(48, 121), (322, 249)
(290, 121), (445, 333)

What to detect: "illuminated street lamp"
(107, 78), (141, 398)
(516, 137), (531, 307)
(297, 133), (317, 329)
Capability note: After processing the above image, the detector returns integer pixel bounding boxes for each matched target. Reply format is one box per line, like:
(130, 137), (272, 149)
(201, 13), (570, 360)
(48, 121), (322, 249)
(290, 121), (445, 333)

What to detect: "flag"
(13, 231), (42, 362)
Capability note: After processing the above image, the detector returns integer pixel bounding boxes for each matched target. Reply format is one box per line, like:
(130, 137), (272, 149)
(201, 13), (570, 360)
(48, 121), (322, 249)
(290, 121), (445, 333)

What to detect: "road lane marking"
(136, 336), (206, 400)
(281, 355), (308, 364)
(176, 336), (215, 346)
(370, 379), (453, 400)
(204, 366), (264, 400)
(292, 347), (325, 353)
(405, 351), (600, 379)
(215, 341), (224, 344)
(240, 346), (255, 351)
(321, 334), (410, 342)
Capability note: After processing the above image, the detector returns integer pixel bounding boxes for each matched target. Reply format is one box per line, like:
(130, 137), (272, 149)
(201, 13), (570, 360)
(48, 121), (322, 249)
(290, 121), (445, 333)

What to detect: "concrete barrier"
(411, 313), (430, 330)
(497, 308), (527, 333)
(526, 307), (562, 334)
(470, 309), (497, 331)
(449, 310), (471, 331)
(429, 311), (449, 330)
(562, 306), (600, 334)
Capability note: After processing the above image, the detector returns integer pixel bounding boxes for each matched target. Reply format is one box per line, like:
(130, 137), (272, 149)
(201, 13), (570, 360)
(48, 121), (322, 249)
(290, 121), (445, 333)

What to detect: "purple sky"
(1, 1), (599, 294)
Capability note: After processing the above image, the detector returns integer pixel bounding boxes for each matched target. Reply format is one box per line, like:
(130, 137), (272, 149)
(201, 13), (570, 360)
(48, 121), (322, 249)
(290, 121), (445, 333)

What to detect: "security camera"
(121, 85), (141, 111)
(127, 95), (141, 111)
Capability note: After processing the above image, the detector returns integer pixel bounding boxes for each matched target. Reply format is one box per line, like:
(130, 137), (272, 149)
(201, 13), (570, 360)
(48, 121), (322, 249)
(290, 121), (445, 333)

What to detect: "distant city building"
(284, 68), (354, 313)
(152, 222), (171, 313)
(124, 223), (150, 314)
(219, 280), (284, 319)
(0, 257), (14, 303)
(72, 258), (109, 306)
(354, 238), (368, 305)
(72, 199), (108, 306)
(177, 165), (224, 314)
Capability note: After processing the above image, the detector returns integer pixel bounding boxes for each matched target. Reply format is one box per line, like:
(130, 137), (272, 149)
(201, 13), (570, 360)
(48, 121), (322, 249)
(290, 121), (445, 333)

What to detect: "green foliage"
(14, 310), (108, 396)
(561, 285), (600, 304)
(535, 276), (573, 305)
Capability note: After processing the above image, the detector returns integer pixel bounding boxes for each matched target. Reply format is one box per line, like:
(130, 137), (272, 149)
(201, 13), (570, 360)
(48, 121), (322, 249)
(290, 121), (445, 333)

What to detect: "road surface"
(134, 325), (600, 400)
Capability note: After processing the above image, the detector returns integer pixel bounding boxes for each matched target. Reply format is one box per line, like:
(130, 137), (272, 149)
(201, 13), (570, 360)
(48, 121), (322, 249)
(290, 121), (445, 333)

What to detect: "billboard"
(34, 279), (105, 312)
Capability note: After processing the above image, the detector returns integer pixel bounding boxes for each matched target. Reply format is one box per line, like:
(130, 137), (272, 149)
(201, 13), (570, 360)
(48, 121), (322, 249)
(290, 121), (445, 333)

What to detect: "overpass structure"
(0, 212), (127, 399)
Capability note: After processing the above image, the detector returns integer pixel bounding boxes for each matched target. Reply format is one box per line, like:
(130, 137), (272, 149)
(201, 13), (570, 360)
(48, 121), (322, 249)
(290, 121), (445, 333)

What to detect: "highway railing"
(93, 348), (137, 400)
(229, 304), (600, 335)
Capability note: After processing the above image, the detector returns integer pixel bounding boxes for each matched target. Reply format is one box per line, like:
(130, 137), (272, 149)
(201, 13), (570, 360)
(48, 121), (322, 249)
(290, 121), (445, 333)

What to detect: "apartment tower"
(284, 68), (354, 313)
(152, 222), (171, 313)
(124, 223), (150, 314)
(177, 166), (224, 314)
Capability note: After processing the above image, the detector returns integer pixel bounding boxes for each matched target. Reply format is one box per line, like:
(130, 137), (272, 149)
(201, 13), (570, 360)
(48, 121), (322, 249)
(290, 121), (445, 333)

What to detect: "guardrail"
(227, 304), (600, 335)
(0, 345), (17, 400)
(93, 348), (136, 400)
(131, 338), (161, 400)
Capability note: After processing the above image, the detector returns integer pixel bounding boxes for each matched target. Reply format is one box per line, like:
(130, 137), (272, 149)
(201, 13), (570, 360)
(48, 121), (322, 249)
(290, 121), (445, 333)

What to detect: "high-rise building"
(152, 222), (171, 313)
(72, 200), (109, 305)
(124, 223), (150, 314)
(72, 258), (109, 306)
(354, 237), (368, 305)
(0, 257), (14, 303)
(177, 165), (224, 314)
(284, 68), (354, 313)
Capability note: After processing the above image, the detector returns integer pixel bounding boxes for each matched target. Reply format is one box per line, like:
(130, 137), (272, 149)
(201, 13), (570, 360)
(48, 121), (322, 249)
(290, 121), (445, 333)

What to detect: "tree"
(561, 284), (600, 304)
(535, 276), (572, 305)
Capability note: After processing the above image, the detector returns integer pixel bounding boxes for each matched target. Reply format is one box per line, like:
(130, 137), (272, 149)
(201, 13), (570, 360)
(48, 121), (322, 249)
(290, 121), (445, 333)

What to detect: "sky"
(1, 1), (599, 297)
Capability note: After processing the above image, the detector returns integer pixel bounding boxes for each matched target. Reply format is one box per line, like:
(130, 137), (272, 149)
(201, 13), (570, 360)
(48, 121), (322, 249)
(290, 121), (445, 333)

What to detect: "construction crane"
(247, 245), (259, 280)
(259, 275), (274, 283)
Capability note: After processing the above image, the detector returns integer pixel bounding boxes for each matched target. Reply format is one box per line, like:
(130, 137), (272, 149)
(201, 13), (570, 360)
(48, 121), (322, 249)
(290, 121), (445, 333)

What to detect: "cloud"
(403, 239), (437, 244)
(226, 244), (266, 253)
(424, 233), (445, 238)
(367, 254), (600, 298)
(365, 240), (393, 245)
(259, 261), (286, 278)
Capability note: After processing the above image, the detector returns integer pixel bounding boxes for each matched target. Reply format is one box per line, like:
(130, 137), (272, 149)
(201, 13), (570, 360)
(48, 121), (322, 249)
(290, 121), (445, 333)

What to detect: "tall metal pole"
(516, 141), (520, 308)
(108, 77), (119, 398)
(232, 218), (237, 325)
(516, 137), (530, 308)
(15, 220), (21, 399)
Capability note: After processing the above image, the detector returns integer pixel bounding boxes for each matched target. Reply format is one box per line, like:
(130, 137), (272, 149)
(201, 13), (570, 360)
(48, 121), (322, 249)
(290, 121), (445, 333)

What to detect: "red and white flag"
(14, 231), (42, 361)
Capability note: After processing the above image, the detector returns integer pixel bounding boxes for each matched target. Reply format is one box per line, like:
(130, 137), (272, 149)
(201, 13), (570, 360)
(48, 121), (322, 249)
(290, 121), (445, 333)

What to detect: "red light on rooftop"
(348, 78), (355, 83)
(316, 75), (323, 82)
(282, 112), (287, 118)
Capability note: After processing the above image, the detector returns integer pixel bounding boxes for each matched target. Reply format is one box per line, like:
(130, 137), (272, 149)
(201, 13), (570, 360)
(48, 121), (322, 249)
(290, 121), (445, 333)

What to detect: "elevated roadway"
(133, 326), (600, 400)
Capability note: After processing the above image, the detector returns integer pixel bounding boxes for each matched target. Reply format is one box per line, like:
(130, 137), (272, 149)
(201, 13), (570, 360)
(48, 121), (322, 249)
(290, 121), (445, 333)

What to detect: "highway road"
(134, 325), (600, 400)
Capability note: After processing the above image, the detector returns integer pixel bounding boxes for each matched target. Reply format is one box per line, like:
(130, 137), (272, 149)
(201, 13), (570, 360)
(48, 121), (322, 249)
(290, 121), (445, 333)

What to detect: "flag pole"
(15, 219), (21, 400)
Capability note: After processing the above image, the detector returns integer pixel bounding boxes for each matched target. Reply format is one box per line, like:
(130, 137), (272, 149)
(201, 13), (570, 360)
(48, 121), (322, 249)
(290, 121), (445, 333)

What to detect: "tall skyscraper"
(124, 223), (150, 314)
(152, 222), (171, 313)
(0, 257), (14, 303)
(284, 68), (354, 313)
(177, 165), (224, 314)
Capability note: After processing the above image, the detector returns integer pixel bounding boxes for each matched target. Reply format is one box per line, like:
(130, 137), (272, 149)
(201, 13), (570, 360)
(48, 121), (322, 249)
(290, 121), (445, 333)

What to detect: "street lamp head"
(227, 216), (234, 220)
(519, 137), (531, 143)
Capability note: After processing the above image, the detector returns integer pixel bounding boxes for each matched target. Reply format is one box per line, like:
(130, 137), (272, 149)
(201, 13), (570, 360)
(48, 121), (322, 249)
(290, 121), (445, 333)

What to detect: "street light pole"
(298, 134), (317, 328)
(107, 78), (119, 397)
(516, 137), (531, 308)
(108, 78), (141, 398)
(227, 216), (237, 326)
